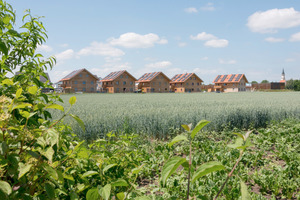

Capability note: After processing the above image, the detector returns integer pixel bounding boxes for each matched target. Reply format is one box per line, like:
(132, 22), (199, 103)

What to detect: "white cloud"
(200, 3), (215, 11)
(145, 61), (172, 69)
(78, 42), (125, 57)
(205, 39), (229, 48)
(109, 32), (168, 48)
(265, 37), (285, 43)
(190, 32), (217, 40)
(178, 42), (187, 47)
(247, 8), (300, 33)
(37, 44), (53, 52)
(219, 59), (237, 64)
(184, 7), (198, 13)
(285, 58), (295, 62)
(201, 56), (209, 60)
(289, 32), (300, 41)
(55, 49), (74, 61)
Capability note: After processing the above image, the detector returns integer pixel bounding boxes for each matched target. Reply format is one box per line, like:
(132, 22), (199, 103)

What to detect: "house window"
(192, 82), (194, 85)
(126, 75), (128, 79)
(83, 88), (86, 92)
(186, 83), (189, 86)
(116, 81), (119, 85)
(75, 88), (78, 91)
(74, 81), (78, 84)
(159, 82), (161, 86)
(130, 88), (133, 92)
(130, 82), (133, 85)
(83, 81), (86, 84)
(116, 88), (119, 92)
(123, 81), (126, 85)
(79, 74), (82, 77)
(120, 75), (123, 78)
(197, 82), (199, 85)
(86, 74), (89, 77)
(194, 77), (196, 80)
(190, 77), (192, 80)
(153, 82), (155, 85)
(91, 87), (94, 91)
(91, 81), (94, 84)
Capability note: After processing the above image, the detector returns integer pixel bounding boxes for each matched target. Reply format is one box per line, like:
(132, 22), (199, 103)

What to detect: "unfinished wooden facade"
(101, 70), (137, 93)
(59, 68), (99, 93)
(212, 74), (248, 93)
(170, 73), (203, 93)
(136, 72), (170, 93)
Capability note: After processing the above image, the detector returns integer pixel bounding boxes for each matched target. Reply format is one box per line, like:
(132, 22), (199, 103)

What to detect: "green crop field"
(54, 92), (300, 139)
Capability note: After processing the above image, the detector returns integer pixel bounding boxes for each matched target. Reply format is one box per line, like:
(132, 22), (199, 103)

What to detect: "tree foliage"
(286, 79), (300, 91)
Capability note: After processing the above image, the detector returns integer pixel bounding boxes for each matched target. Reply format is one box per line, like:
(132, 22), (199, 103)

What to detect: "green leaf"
(1, 79), (13, 86)
(191, 161), (225, 183)
(117, 192), (125, 200)
(46, 128), (60, 147)
(28, 86), (38, 95)
(233, 133), (245, 141)
(111, 179), (129, 187)
(86, 188), (100, 200)
(41, 147), (54, 163)
(11, 103), (32, 111)
(44, 165), (58, 180)
(7, 29), (21, 38)
(191, 120), (210, 139)
(46, 104), (64, 112)
(69, 96), (77, 105)
(16, 88), (22, 99)
(45, 182), (55, 199)
(240, 179), (251, 200)
(131, 164), (144, 175)
(228, 136), (244, 149)
(181, 123), (192, 132)
(168, 134), (188, 147)
(99, 184), (111, 200)
(18, 163), (32, 179)
(69, 114), (85, 132)
(103, 163), (117, 173)
(0, 181), (12, 196)
(244, 131), (252, 141)
(161, 156), (187, 186)
(82, 171), (98, 178)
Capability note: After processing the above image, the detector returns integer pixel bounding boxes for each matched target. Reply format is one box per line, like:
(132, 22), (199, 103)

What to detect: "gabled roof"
(60, 68), (99, 81)
(101, 70), (137, 82)
(136, 72), (170, 82)
(213, 74), (248, 83)
(170, 73), (203, 83)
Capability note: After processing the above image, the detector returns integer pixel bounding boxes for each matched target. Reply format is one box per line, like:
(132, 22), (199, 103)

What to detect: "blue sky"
(8, 0), (300, 83)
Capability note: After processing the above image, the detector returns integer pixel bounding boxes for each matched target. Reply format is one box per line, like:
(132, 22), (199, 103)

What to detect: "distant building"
(212, 74), (248, 92)
(101, 70), (137, 93)
(136, 72), (170, 93)
(280, 68), (286, 84)
(59, 68), (99, 93)
(251, 69), (286, 90)
(170, 73), (203, 93)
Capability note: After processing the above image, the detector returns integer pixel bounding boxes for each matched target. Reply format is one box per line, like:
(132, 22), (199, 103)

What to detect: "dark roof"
(101, 70), (137, 81)
(170, 73), (203, 83)
(60, 68), (99, 81)
(136, 72), (170, 82)
(15, 72), (51, 83)
(213, 74), (248, 83)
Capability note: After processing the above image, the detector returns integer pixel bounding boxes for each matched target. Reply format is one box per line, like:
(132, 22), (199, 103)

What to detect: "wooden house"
(170, 73), (203, 93)
(136, 72), (170, 93)
(59, 68), (99, 93)
(212, 74), (248, 92)
(101, 70), (137, 93)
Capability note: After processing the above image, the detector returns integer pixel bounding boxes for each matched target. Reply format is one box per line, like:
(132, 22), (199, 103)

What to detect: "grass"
(53, 92), (300, 139)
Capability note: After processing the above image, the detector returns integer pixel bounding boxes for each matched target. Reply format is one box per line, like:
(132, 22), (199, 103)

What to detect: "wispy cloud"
(200, 3), (215, 11)
(289, 32), (300, 42)
(145, 61), (172, 69)
(219, 59), (237, 64)
(108, 32), (168, 48)
(265, 37), (285, 43)
(191, 32), (228, 48)
(184, 7), (198, 13)
(190, 32), (217, 40)
(247, 8), (300, 33)
(78, 42), (125, 57)
(55, 49), (75, 61)
(37, 44), (53, 52)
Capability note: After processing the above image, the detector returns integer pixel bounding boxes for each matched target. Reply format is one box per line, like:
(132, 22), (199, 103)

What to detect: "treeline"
(286, 79), (300, 91)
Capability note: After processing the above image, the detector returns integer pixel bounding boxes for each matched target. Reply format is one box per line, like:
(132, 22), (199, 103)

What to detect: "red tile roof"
(213, 74), (248, 83)
(136, 72), (170, 82)
(170, 73), (203, 83)
(60, 68), (98, 81)
(101, 70), (137, 82)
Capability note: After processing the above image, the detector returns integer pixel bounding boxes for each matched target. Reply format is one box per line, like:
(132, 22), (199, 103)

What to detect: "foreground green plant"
(161, 120), (225, 199)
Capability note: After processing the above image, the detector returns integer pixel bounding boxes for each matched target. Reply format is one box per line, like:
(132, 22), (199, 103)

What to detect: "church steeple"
(281, 68), (285, 82)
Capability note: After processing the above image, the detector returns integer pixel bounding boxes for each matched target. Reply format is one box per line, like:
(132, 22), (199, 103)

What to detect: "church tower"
(281, 69), (285, 81)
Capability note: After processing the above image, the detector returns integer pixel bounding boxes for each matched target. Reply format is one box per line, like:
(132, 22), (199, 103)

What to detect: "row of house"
(57, 68), (255, 93)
